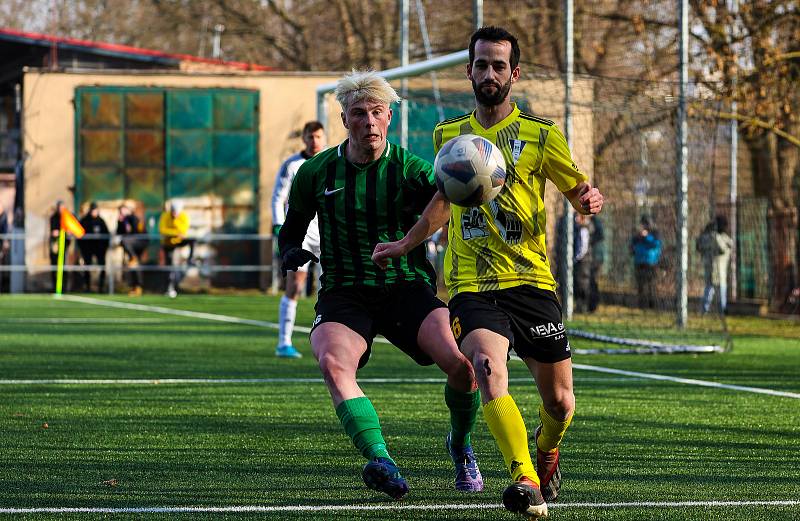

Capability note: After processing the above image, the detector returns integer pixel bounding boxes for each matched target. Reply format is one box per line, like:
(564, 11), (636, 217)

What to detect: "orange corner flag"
(60, 208), (85, 238)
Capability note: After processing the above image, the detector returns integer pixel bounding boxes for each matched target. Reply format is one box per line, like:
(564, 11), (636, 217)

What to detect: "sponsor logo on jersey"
(313, 314), (323, 326)
(324, 187), (344, 196)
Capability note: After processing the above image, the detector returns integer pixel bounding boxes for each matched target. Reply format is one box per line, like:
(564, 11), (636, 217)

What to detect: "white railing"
(0, 232), (281, 294)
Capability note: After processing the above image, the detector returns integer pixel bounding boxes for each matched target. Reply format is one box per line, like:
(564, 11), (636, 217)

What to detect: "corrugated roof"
(0, 27), (273, 71)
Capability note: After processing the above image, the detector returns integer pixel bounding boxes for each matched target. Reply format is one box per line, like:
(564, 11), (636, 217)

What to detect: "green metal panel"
(214, 92), (256, 130)
(167, 91), (212, 129)
(168, 169), (214, 198)
(125, 130), (164, 166)
(77, 87), (163, 212)
(215, 169), (257, 207)
(81, 167), (125, 201)
(126, 168), (165, 208)
(165, 88), (259, 233)
(125, 92), (163, 128)
(80, 91), (122, 128)
(213, 133), (257, 168)
(168, 131), (212, 168)
(81, 130), (122, 165)
(76, 86), (261, 288)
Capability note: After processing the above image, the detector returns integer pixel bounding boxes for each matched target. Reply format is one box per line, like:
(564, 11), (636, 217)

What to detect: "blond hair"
(334, 70), (401, 112)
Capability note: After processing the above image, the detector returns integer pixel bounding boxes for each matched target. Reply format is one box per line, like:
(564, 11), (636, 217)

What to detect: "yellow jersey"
(158, 211), (190, 246)
(433, 103), (586, 297)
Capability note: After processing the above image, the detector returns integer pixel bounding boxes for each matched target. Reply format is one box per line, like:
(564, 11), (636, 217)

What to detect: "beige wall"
(22, 69), (340, 273)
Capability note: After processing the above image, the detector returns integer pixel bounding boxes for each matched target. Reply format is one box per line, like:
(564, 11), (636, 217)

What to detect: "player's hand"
(281, 247), (318, 276)
(578, 184), (604, 215)
(372, 241), (408, 271)
(272, 224), (282, 238)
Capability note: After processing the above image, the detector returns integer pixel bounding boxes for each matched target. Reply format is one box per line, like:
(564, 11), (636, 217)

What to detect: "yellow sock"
(483, 394), (538, 484)
(536, 403), (573, 453)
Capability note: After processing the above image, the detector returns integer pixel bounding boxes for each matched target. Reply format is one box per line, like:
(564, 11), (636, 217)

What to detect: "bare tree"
(689, 0), (799, 309)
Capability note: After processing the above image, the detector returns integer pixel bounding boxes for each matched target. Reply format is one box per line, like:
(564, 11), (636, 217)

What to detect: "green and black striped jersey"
(288, 140), (437, 293)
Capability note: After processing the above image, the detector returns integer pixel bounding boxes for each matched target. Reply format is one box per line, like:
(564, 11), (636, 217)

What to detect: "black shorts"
(448, 285), (572, 363)
(311, 281), (446, 368)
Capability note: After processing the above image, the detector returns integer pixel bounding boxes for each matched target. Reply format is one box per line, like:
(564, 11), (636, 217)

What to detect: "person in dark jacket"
(117, 204), (148, 296)
(588, 216), (605, 312)
(0, 202), (9, 292)
(78, 202), (110, 292)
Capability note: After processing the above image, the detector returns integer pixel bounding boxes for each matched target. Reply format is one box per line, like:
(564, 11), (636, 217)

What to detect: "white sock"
(278, 295), (297, 347)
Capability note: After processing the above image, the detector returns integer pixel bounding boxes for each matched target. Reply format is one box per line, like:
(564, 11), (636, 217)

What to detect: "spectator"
(78, 202), (110, 292)
(696, 215), (733, 314)
(0, 202), (8, 292)
(159, 200), (193, 298)
(573, 213), (591, 312)
(588, 216), (605, 312)
(630, 215), (661, 309)
(117, 204), (148, 296)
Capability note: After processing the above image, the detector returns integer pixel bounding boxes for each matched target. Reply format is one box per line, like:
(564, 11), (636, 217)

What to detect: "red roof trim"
(0, 27), (273, 71)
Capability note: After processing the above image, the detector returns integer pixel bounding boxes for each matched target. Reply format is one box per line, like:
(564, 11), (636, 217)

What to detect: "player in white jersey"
(271, 121), (326, 358)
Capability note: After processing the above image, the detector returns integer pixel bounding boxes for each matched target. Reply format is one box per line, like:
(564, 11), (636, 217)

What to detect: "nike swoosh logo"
(324, 187), (344, 196)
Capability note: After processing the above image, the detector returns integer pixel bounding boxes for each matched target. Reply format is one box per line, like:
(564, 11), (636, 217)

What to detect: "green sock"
(335, 397), (393, 463)
(444, 384), (480, 447)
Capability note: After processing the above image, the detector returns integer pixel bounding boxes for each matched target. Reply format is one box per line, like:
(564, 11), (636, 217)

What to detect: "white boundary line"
(53, 295), (800, 399)
(0, 318), (173, 324)
(56, 295), (293, 332)
(0, 376), (630, 385)
(572, 363), (800, 399)
(0, 500), (797, 514)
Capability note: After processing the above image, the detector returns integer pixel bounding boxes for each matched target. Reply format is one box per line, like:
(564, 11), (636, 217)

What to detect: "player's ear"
(511, 65), (520, 84)
(340, 111), (348, 129)
(466, 62), (473, 81)
(387, 108), (393, 124)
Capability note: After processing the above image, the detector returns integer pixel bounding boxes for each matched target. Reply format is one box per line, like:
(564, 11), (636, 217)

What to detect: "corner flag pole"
(55, 207), (85, 295)
(55, 229), (66, 295)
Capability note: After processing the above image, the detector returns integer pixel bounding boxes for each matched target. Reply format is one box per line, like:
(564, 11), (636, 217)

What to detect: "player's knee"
(543, 392), (575, 421)
(443, 354), (476, 389)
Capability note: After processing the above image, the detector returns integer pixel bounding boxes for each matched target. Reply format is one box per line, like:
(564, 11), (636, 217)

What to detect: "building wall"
(22, 69), (341, 277)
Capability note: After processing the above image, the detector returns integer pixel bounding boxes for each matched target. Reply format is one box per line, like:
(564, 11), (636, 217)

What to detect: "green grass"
(1, 294), (799, 520)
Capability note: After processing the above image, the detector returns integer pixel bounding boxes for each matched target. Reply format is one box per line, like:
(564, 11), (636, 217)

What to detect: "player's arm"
(543, 125), (604, 215)
(372, 191), (450, 270)
(278, 164), (318, 274)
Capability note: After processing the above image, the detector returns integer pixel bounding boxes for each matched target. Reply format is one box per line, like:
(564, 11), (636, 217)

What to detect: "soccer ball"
(434, 134), (506, 207)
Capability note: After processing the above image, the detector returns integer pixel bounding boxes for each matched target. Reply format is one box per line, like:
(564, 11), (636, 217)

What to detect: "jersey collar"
(469, 102), (521, 134)
(337, 139), (391, 162)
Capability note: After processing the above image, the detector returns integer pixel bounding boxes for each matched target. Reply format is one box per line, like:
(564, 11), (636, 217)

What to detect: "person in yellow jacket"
(159, 200), (193, 298)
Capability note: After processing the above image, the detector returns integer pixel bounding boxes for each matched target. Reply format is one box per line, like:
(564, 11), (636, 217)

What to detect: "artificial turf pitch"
(1, 294), (798, 520)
